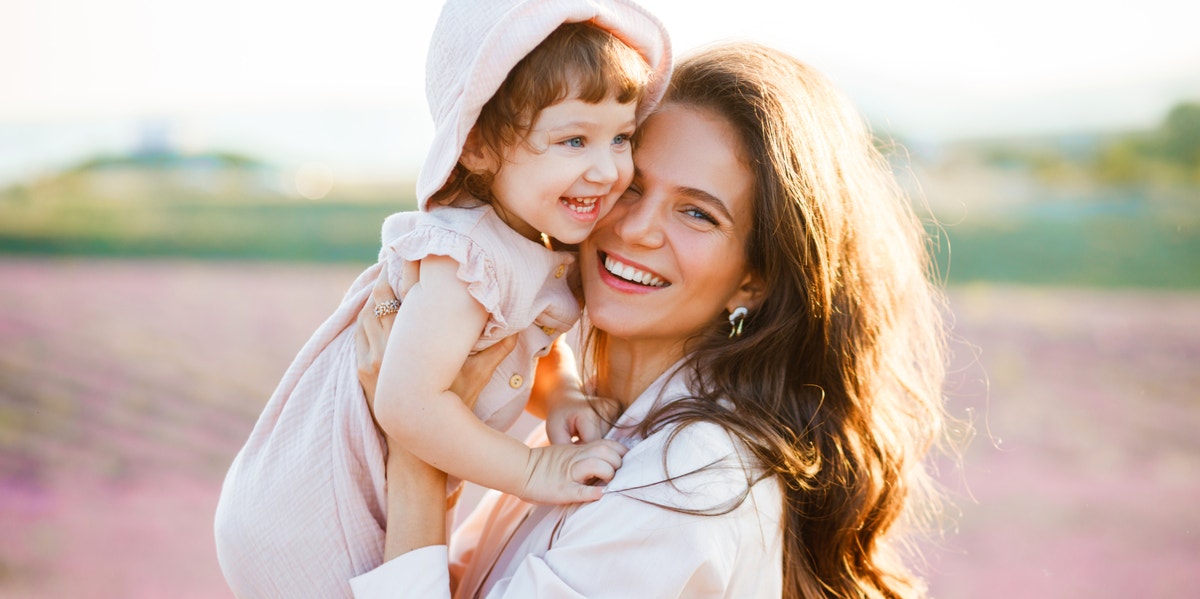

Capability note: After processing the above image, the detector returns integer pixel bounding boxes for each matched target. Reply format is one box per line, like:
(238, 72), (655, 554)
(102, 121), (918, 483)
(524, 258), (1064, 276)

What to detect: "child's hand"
(545, 394), (621, 445)
(518, 440), (627, 504)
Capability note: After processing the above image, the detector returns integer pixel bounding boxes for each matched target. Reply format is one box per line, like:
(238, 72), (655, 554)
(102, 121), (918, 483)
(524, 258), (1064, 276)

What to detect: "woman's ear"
(459, 129), (494, 173)
(727, 271), (766, 314)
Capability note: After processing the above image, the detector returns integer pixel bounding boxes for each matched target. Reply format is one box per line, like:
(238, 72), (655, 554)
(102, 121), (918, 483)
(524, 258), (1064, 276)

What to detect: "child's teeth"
(563, 197), (598, 213)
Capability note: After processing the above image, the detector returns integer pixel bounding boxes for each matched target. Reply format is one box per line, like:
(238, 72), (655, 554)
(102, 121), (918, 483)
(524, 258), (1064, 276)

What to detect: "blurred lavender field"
(0, 258), (1198, 598)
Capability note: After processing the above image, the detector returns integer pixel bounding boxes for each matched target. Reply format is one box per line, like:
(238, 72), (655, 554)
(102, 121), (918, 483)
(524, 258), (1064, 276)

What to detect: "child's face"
(488, 96), (637, 245)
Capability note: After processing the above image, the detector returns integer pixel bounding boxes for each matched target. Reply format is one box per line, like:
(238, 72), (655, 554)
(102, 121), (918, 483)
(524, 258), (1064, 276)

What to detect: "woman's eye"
(562, 137), (584, 148)
(684, 207), (719, 225)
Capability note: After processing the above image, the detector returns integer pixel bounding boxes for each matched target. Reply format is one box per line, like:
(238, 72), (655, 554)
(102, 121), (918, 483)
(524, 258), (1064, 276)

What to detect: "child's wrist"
(544, 380), (587, 411)
(513, 444), (538, 500)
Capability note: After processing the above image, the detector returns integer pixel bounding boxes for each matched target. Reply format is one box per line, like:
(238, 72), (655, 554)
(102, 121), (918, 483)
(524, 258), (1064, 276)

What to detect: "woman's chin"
(584, 305), (641, 338)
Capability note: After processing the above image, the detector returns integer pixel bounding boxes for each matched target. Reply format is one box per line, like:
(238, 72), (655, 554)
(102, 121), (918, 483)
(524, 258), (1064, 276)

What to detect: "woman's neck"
(598, 337), (687, 409)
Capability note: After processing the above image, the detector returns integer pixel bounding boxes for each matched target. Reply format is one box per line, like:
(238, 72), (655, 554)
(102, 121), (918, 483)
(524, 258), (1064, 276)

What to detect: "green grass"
(2, 171), (1198, 288)
(929, 212), (1200, 288)
(0, 201), (404, 263)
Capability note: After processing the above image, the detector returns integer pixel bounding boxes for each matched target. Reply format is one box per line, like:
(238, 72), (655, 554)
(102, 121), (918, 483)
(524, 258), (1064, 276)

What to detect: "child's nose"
(583, 148), (618, 185)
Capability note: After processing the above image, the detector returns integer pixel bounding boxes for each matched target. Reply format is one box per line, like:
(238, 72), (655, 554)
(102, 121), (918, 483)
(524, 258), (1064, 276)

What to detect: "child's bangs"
(562, 29), (653, 106)
(527, 22), (653, 108)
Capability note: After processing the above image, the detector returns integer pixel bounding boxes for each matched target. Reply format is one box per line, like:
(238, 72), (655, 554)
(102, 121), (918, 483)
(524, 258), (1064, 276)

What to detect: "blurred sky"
(2, 0), (1199, 185)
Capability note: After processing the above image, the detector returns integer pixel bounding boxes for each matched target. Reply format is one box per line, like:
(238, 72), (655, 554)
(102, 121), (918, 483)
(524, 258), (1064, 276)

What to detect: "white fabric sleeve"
(488, 489), (744, 598)
(349, 423), (779, 598)
(350, 545), (452, 599)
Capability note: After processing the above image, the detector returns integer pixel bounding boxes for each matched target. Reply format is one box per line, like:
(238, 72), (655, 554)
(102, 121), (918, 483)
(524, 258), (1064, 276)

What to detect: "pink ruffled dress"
(214, 201), (580, 599)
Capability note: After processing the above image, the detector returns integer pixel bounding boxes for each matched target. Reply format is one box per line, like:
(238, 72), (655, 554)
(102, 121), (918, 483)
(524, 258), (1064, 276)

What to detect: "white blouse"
(350, 366), (784, 598)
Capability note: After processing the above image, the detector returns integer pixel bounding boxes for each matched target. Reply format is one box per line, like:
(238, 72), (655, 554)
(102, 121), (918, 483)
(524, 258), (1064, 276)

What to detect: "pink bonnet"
(417, 0), (673, 210)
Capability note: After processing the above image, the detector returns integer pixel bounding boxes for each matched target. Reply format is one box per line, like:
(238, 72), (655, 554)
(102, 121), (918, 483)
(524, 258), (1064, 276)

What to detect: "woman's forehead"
(636, 104), (753, 215)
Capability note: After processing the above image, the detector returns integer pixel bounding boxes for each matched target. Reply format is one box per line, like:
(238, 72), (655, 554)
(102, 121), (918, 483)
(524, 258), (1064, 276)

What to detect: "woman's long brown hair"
(601, 43), (953, 598)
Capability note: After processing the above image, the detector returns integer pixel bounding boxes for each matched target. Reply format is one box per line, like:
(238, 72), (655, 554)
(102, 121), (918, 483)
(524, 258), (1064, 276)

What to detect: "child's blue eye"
(562, 137), (584, 148)
(612, 134), (630, 146)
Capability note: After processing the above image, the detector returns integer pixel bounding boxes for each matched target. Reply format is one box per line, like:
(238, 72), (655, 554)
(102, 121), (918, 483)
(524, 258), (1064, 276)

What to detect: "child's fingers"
(568, 440), (626, 486)
(573, 414), (608, 444)
(578, 396), (620, 443)
(566, 484), (606, 503)
(545, 414), (575, 446)
(572, 456), (618, 487)
(590, 438), (628, 458)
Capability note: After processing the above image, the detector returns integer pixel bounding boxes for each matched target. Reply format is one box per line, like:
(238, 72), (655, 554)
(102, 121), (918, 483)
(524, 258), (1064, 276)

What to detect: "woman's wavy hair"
(428, 21), (653, 207)
(603, 43), (953, 598)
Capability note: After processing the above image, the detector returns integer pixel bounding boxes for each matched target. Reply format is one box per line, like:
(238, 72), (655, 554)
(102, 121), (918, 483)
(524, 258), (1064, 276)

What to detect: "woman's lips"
(597, 251), (669, 292)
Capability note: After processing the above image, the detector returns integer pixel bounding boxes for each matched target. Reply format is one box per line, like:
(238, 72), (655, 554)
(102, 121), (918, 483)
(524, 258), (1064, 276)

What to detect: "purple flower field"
(0, 258), (1197, 598)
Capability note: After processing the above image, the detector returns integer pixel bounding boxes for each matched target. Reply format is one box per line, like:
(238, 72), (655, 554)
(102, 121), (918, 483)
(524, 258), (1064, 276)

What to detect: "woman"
(354, 42), (949, 598)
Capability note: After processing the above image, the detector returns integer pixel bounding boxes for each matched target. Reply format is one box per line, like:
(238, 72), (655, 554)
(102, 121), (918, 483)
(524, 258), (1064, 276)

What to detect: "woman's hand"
(355, 267), (394, 414)
(355, 264), (517, 420)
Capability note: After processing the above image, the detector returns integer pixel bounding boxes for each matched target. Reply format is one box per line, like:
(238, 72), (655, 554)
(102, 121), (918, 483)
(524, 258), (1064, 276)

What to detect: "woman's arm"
(381, 445), (448, 560)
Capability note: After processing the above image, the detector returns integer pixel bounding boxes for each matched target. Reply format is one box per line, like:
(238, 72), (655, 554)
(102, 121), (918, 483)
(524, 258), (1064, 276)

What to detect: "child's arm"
(373, 255), (625, 504)
(526, 335), (579, 420)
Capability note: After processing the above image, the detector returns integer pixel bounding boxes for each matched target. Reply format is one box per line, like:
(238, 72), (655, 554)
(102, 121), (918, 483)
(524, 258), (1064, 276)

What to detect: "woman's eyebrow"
(677, 186), (734, 221)
(630, 165), (735, 221)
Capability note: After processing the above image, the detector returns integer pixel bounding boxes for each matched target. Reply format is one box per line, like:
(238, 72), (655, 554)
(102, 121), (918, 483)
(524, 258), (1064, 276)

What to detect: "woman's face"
(580, 103), (760, 348)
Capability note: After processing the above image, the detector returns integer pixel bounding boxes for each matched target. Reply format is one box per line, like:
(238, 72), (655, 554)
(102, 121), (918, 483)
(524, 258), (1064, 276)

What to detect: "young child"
(214, 0), (671, 597)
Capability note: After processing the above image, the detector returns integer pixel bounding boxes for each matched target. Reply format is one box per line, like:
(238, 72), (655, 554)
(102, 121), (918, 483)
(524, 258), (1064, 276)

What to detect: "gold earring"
(728, 306), (748, 338)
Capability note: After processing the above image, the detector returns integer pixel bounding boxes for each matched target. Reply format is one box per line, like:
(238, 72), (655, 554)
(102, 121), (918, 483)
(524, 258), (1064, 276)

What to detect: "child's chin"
(551, 231), (588, 246)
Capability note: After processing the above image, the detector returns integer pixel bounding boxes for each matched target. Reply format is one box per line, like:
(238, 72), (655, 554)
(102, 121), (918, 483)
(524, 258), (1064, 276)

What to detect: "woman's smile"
(598, 251), (670, 289)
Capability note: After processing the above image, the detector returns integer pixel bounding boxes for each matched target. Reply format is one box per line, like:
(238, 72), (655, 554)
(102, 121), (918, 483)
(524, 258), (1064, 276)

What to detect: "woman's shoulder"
(607, 419), (775, 515)
(552, 418), (783, 579)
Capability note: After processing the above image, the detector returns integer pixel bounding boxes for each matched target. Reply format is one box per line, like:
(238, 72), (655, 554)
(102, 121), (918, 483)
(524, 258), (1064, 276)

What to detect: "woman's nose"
(611, 192), (664, 248)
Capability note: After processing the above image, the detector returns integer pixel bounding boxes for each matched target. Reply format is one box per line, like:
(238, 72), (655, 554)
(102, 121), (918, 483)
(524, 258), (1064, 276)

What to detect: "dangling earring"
(728, 306), (748, 338)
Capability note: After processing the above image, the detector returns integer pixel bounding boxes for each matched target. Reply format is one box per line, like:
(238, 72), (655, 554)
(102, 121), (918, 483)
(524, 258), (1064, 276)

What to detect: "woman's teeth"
(561, 196), (599, 214)
(604, 255), (667, 287)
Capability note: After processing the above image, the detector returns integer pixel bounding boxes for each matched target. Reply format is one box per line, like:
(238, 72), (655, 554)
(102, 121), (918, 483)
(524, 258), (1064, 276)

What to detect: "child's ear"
(459, 129), (494, 173)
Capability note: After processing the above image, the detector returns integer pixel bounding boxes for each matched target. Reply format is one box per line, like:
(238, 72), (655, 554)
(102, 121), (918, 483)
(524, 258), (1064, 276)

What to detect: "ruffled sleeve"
(382, 211), (510, 339)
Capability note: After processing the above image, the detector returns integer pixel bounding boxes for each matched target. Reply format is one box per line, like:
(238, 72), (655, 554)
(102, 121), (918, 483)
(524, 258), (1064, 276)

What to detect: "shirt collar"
(605, 359), (692, 449)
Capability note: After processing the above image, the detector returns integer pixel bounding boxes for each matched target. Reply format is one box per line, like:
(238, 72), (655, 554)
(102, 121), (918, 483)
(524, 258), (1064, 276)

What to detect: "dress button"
(540, 325), (556, 336)
(508, 374), (524, 389)
(554, 264), (566, 279)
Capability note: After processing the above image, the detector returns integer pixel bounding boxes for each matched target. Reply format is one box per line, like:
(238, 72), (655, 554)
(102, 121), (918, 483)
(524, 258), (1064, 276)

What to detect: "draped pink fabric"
(214, 204), (578, 598)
